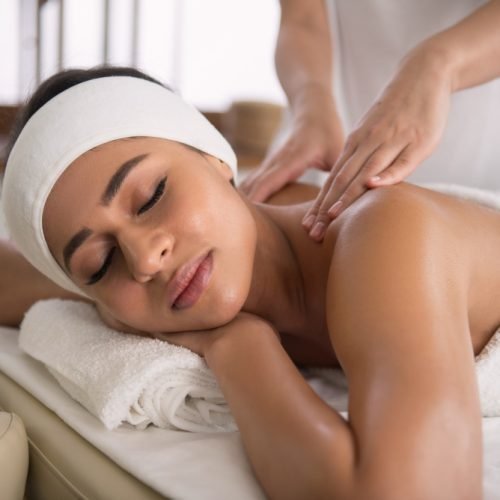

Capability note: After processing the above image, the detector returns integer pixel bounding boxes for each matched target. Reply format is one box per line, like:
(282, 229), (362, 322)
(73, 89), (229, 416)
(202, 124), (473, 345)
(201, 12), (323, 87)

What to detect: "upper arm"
(326, 187), (482, 498)
(279, 0), (328, 23)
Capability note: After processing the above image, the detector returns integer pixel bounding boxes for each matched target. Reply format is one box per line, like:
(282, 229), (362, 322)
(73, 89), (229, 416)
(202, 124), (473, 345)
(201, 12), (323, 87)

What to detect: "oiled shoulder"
(331, 184), (457, 255)
(339, 183), (443, 230)
(326, 183), (470, 313)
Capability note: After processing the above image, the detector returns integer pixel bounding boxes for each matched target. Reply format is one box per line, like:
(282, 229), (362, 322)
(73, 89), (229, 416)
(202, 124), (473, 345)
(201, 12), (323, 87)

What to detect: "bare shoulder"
(326, 183), (469, 350)
(326, 183), (465, 275)
(328, 183), (500, 353)
(334, 182), (447, 233)
(323, 183), (483, 497)
(325, 184), (474, 379)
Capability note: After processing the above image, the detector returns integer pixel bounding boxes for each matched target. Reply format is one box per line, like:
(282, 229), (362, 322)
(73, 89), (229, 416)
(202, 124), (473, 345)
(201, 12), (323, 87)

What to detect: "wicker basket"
(223, 100), (284, 157)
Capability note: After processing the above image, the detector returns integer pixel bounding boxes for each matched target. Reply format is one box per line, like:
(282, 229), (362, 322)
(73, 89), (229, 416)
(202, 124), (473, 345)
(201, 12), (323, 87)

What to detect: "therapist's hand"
(239, 89), (344, 202)
(302, 46), (453, 241)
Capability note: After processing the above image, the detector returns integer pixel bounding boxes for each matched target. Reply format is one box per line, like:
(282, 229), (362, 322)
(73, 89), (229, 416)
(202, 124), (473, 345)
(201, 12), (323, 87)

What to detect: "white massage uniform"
(301, 0), (500, 189)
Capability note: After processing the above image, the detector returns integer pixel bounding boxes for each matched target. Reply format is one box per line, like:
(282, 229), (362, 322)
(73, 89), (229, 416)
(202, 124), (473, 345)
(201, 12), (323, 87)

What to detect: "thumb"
(245, 168), (288, 202)
(239, 151), (277, 194)
(246, 155), (312, 202)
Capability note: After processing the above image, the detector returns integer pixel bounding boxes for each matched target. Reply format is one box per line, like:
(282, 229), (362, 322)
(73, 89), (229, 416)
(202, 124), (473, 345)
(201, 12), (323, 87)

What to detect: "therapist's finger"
(366, 143), (422, 187)
(325, 142), (410, 215)
(244, 165), (291, 202)
(305, 143), (408, 241)
(239, 154), (275, 195)
(242, 155), (309, 203)
(302, 139), (376, 231)
(301, 137), (358, 230)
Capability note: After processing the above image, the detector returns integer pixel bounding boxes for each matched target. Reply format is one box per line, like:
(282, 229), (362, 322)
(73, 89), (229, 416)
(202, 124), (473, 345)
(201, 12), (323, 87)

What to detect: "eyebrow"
(100, 153), (150, 206)
(62, 152), (150, 273)
(63, 227), (92, 272)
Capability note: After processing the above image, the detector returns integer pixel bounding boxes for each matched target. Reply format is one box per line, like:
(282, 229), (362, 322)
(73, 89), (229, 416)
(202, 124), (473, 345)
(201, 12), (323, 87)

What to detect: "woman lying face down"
(5, 66), (500, 499)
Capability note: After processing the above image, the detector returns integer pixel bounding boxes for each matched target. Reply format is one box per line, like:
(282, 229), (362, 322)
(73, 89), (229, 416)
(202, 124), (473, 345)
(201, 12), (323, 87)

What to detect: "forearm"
(206, 325), (356, 500)
(0, 239), (83, 326)
(276, 0), (335, 115)
(415, 0), (500, 91)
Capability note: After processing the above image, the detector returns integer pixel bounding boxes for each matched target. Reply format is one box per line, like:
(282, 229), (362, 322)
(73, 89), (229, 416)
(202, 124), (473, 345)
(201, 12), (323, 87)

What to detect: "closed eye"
(86, 247), (116, 285)
(86, 177), (167, 286)
(138, 177), (167, 215)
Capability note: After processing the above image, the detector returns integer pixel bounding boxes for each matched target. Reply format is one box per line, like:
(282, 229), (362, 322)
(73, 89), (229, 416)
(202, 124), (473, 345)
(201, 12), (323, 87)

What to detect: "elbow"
(319, 443), (482, 500)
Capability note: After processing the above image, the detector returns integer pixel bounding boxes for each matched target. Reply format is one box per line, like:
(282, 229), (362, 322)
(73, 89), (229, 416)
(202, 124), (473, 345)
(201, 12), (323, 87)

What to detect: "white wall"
(0, 0), (286, 110)
(0, 0), (20, 103)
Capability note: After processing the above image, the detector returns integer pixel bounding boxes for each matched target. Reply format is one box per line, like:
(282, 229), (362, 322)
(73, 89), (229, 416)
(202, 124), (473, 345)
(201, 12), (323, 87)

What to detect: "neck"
(241, 200), (307, 334)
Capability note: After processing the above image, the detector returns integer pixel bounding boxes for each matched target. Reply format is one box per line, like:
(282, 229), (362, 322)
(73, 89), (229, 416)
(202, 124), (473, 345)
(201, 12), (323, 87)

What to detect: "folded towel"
(476, 330), (500, 417)
(19, 299), (236, 432)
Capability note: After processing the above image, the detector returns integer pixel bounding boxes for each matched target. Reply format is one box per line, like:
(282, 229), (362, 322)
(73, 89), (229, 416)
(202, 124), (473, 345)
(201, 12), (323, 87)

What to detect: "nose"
(119, 227), (174, 283)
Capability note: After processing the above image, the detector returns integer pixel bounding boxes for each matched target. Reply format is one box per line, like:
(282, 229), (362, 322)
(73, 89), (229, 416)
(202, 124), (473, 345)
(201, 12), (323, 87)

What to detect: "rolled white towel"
(476, 329), (500, 417)
(19, 299), (236, 433)
(17, 297), (500, 435)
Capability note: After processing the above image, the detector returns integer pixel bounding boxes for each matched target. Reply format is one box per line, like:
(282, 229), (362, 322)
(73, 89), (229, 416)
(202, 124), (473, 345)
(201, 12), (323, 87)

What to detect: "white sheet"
(0, 326), (499, 499)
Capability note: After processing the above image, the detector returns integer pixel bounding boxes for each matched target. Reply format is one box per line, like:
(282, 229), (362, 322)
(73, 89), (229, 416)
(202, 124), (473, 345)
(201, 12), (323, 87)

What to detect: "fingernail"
(310, 221), (325, 239)
(371, 176), (381, 183)
(302, 215), (315, 229)
(328, 201), (342, 217)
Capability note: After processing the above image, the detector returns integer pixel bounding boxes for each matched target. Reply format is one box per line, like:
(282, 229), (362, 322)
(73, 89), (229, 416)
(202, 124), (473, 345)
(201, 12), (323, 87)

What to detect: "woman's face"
(43, 137), (257, 334)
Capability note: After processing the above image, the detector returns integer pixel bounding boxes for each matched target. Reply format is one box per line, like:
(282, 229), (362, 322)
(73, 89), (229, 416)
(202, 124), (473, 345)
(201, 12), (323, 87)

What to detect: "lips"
(167, 251), (213, 310)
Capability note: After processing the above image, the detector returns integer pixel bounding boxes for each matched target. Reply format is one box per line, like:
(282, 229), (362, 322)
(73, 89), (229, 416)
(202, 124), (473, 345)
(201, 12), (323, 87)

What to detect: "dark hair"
(5, 66), (165, 164)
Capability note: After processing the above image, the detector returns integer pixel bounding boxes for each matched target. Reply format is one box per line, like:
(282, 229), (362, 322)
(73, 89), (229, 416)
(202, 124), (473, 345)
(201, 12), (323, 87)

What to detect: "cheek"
(204, 208), (258, 324)
(95, 282), (153, 330)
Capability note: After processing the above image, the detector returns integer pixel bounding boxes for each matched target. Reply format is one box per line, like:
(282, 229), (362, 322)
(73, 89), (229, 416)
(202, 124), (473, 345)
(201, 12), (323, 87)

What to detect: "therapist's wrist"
(289, 81), (336, 118)
(405, 39), (460, 93)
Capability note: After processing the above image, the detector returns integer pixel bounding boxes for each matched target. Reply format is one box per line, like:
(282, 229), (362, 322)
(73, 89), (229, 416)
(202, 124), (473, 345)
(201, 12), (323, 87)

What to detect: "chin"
(198, 283), (248, 329)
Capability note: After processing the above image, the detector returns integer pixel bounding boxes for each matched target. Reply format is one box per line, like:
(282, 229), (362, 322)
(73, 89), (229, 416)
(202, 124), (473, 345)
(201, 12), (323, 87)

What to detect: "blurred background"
(0, 0), (287, 170)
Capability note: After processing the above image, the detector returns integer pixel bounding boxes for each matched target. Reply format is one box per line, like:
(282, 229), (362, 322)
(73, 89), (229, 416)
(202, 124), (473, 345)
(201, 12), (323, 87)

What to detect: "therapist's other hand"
(302, 46), (452, 241)
(239, 89), (344, 203)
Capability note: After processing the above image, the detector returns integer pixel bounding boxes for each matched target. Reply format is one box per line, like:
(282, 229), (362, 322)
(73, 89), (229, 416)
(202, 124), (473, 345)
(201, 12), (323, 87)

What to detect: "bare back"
(263, 182), (500, 363)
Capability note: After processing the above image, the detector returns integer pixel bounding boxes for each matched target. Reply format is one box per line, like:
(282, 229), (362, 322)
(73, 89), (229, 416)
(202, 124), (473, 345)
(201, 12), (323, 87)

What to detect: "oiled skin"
(203, 182), (495, 499)
(2, 180), (499, 499)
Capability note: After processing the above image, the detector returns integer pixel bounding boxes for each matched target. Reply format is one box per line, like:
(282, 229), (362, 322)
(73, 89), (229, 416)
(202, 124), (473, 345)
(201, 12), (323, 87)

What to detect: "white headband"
(1, 76), (237, 297)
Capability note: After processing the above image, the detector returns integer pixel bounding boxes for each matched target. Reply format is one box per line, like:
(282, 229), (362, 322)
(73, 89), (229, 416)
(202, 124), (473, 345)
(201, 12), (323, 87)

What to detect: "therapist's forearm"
(418, 0), (500, 92)
(276, 0), (334, 114)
